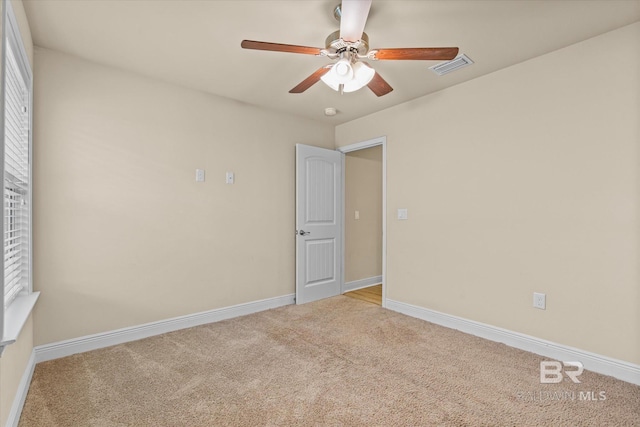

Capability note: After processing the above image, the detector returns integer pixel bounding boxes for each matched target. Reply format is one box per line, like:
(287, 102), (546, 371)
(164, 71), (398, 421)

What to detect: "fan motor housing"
(325, 30), (369, 56)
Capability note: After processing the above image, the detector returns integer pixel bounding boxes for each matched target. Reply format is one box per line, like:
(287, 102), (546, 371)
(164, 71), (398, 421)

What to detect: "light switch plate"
(355, 210), (360, 220)
(398, 208), (408, 220)
(195, 169), (205, 182)
(225, 172), (234, 184)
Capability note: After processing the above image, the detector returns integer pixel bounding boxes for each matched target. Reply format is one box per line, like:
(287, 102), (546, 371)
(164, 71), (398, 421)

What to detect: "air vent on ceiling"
(429, 54), (474, 76)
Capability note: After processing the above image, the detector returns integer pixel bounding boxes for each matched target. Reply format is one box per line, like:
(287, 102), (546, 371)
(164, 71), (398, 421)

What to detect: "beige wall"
(345, 146), (382, 283)
(32, 47), (334, 345)
(1, 1), (35, 425)
(0, 316), (33, 426)
(336, 23), (640, 365)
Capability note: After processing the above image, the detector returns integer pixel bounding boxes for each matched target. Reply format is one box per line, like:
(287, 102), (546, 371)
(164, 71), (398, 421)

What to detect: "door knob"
(298, 230), (311, 236)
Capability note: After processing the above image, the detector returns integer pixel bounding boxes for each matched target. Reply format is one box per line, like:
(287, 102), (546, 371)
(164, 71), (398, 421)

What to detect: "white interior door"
(296, 144), (343, 304)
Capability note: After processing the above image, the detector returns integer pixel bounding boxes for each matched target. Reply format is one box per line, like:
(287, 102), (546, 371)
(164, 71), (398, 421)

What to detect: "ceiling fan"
(241, 0), (459, 97)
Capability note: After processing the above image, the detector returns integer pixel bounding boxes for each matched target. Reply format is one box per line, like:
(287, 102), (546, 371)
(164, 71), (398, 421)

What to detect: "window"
(1, 0), (37, 350)
(4, 34), (30, 308)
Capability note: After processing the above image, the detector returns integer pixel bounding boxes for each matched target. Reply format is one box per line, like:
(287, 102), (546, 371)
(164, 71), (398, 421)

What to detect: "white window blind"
(3, 37), (30, 309)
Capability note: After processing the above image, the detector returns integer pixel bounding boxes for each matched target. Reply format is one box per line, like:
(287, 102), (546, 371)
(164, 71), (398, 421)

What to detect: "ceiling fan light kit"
(241, 0), (459, 98)
(320, 51), (376, 94)
(333, 58), (354, 83)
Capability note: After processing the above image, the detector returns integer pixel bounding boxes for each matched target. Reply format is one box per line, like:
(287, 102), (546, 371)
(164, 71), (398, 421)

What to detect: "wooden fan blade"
(340, 0), (372, 42)
(290, 66), (331, 94)
(367, 71), (393, 97)
(241, 40), (322, 56)
(373, 47), (459, 61)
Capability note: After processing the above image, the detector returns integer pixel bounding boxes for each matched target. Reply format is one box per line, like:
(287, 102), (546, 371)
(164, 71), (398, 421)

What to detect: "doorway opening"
(339, 137), (386, 307)
(344, 284), (382, 305)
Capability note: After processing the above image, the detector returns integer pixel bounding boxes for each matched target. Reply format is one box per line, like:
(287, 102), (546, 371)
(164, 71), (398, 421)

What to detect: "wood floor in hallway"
(344, 284), (382, 305)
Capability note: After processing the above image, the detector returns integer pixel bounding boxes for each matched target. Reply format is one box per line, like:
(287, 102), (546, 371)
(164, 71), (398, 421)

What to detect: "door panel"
(306, 158), (336, 224)
(296, 144), (343, 304)
(305, 239), (336, 284)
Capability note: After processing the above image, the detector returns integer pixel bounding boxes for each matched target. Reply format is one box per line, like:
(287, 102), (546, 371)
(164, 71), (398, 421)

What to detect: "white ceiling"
(23, 0), (640, 124)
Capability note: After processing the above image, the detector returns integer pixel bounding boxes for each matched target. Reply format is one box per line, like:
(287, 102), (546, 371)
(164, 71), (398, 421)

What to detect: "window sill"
(0, 292), (40, 353)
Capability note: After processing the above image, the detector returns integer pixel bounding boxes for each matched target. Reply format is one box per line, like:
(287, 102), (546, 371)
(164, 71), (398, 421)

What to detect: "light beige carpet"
(19, 296), (640, 426)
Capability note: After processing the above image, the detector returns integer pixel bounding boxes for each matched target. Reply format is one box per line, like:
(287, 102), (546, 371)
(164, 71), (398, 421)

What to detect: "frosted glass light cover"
(321, 61), (375, 93)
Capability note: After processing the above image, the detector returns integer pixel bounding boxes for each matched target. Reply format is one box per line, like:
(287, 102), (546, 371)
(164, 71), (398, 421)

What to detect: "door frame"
(338, 136), (387, 308)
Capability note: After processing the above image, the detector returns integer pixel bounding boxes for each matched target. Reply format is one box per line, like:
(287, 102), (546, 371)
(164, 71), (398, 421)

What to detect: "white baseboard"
(35, 294), (295, 363)
(386, 299), (640, 386)
(6, 349), (36, 427)
(343, 275), (382, 292)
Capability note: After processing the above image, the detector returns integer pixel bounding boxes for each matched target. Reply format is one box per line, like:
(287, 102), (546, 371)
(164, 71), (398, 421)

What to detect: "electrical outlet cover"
(533, 292), (546, 310)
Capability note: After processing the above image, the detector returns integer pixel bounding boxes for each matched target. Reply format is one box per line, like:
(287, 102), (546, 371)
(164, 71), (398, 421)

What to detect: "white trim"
(343, 276), (383, 292)
(1, 292), (39, 350)
(338, 137), (386, 153)
(387, 299), (640, 386)
(338, 136), (387, 308)
(340, 154), (346, 296)
(35, 294), (295, 363)
(5, 349), (36, 427)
